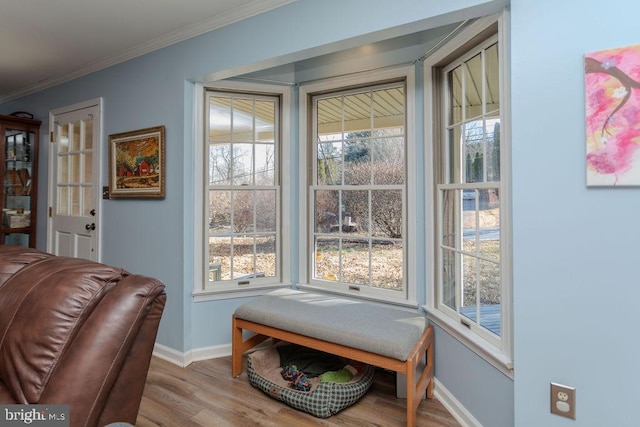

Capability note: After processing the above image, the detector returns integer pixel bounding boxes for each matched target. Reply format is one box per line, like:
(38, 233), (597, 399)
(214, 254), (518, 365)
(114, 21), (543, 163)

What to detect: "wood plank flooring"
(136, 356), (460, 427)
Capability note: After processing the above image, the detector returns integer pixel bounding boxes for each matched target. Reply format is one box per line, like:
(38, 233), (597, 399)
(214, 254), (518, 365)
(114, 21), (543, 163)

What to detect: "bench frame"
(232, 315), (434, 427)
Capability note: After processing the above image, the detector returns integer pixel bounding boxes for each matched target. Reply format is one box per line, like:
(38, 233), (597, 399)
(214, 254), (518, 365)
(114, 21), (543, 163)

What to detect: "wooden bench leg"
(405, 325), (434, 427)
(231, 316), (244, 377)
(406, 357), (417, 427)
(232, 316), (272, 377)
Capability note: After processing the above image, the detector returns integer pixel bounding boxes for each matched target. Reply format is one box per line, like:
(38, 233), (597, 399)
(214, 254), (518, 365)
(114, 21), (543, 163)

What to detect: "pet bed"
(247, 344), (375, 418)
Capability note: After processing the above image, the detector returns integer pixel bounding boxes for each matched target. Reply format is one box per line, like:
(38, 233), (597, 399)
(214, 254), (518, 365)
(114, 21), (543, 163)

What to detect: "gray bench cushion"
(234, 289), (427, 361)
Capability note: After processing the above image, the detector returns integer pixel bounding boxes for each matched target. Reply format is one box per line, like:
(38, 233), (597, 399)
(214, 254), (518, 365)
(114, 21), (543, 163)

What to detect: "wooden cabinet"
(0, 114), (41, 247)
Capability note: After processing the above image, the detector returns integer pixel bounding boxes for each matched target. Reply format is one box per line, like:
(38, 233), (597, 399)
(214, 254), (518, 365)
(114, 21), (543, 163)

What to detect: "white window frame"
(299, 66), (418, 306)
(423, 13), (513, 377)
(194, 80), (291, 301)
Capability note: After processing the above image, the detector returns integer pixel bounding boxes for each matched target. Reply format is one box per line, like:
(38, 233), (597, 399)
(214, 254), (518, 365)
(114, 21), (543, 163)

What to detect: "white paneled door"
(48, 99), (102, 261)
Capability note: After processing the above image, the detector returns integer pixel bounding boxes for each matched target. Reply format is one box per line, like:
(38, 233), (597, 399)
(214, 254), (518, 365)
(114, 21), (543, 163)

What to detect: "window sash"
(437, 183), (502, 347)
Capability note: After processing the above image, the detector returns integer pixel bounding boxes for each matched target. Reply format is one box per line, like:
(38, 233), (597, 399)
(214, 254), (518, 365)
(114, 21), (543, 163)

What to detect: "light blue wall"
(0, 0), (517, 424)
(511, 0), (640, 426)
(434, 325), (513, 426)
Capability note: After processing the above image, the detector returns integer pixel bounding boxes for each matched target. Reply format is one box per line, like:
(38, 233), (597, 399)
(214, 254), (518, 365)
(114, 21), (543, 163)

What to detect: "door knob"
(85, 223), (96, 231)
(90, 209), (96, 216)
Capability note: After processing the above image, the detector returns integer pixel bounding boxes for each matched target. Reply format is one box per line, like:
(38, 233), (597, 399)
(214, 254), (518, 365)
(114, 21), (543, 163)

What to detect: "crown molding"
(0, 0), (296, 104)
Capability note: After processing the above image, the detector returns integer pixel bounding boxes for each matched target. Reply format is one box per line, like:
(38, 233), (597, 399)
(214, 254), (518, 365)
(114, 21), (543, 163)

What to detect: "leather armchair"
(0, 246), (166, 427)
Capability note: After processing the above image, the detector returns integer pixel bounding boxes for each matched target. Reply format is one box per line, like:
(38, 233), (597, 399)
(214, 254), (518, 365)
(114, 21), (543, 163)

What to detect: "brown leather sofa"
(0, 245), (166, 427)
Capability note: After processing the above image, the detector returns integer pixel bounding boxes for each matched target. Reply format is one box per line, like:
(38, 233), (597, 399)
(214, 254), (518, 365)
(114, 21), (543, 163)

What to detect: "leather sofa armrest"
(39, 275), (166, 427)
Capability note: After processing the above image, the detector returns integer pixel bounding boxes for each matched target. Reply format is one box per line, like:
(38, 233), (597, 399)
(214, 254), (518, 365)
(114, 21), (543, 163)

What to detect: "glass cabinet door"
(0, 114), (40, 248)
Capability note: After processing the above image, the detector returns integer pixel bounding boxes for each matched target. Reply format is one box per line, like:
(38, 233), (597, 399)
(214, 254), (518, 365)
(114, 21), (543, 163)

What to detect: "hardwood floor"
(136, 356), (460, 427)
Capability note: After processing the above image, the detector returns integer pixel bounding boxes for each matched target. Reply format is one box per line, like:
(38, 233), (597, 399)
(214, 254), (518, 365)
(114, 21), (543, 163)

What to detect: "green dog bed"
(247, 344), (375, 418)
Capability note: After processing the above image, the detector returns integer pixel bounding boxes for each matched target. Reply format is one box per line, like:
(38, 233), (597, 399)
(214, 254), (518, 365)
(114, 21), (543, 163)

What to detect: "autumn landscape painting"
(109, 125), (165, 198)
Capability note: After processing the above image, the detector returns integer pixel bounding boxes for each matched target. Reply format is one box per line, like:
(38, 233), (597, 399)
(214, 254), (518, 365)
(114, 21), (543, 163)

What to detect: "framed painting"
(108, 125), (165, 198)
(585, 44), (640, 186)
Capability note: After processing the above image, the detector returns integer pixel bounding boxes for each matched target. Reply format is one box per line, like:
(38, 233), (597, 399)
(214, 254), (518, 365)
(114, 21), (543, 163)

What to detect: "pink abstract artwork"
(585, 44), (640, 186)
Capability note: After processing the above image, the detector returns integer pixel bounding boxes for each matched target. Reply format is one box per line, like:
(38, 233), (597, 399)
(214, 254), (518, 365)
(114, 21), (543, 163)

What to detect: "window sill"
(193, 283), (291, 302)
(298, 283), (419, 310)
(423, 305), (514, 379)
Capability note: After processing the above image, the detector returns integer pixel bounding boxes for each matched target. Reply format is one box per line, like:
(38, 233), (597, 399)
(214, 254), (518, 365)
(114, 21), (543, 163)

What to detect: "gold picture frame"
(108, 125), (165, 198)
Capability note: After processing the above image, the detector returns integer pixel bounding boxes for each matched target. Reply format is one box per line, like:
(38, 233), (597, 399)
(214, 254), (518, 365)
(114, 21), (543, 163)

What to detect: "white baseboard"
(434, 378), (482, 427)
(152, 343), (480, 427)
(153, 342), (231, 367)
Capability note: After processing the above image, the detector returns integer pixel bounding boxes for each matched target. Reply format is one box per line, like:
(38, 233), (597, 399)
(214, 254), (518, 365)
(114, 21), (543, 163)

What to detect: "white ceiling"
(0, 0), (295, 103)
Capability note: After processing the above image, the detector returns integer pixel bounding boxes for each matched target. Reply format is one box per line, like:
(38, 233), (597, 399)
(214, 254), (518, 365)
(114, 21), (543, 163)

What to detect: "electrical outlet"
(550, 383), (576, 420)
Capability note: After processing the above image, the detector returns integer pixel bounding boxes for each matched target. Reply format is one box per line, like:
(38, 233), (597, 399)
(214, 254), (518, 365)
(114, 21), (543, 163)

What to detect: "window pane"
(83, 120), (93, 150)
(255, 190), (276, 232)
(486, 117), (501, 182)
(373, 86), (404, 130)
(373, 138), (404, 185)
(344, 139), (370, 185)
(342, 190), (368, 234)
(71, 122), (80, 152)
(485, 43), (500, 114)
(231, 143), (252, 185)
(233, 190), (254, 233)
(209, 143), (231, 186)
(480, 259), (500, 307)
(464, 53), (483, 120)
(462, 253), (476, 308)
(58, 155), (69, 184)
(317, 142), (342, 185)
(58, 187), (69, 215)
(479, 259), (501, 336)
(463, 189), (478, 246)
(209, 190), (231, 230)
(315, 237), (340, 281)
(343, 93), (370, 133)
(341, 238), (370, 285)
(209, 97), (231, 141)
(232, 98), (254, 142)
(317, 97), (342, 139)
(478, 188), (500, 261)
(447, 126), (462, 184)
(315, 190), (339, 233)
(441, 248), (457, 310)
(255, 143), (275, 185)
(371, 240), (403, 291)
(210, 236), (232, 280)
(449, 66), (463, 125)
(70, 154), (80, 183)
(232, 236), (255, 278)
(59, 124), (69, 153)
(441, 189), (458, 249)
(255, 100), (275, 142)
(371, 190), (402, 238)
(83, 152), (92, 183)
(256, 235), (276, 278)
(464, 121), (484, 183)
(463, 189), (500, 261)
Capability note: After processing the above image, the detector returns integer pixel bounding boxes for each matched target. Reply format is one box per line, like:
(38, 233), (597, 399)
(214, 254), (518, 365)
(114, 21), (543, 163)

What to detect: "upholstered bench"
(232, 289), (434, 427)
